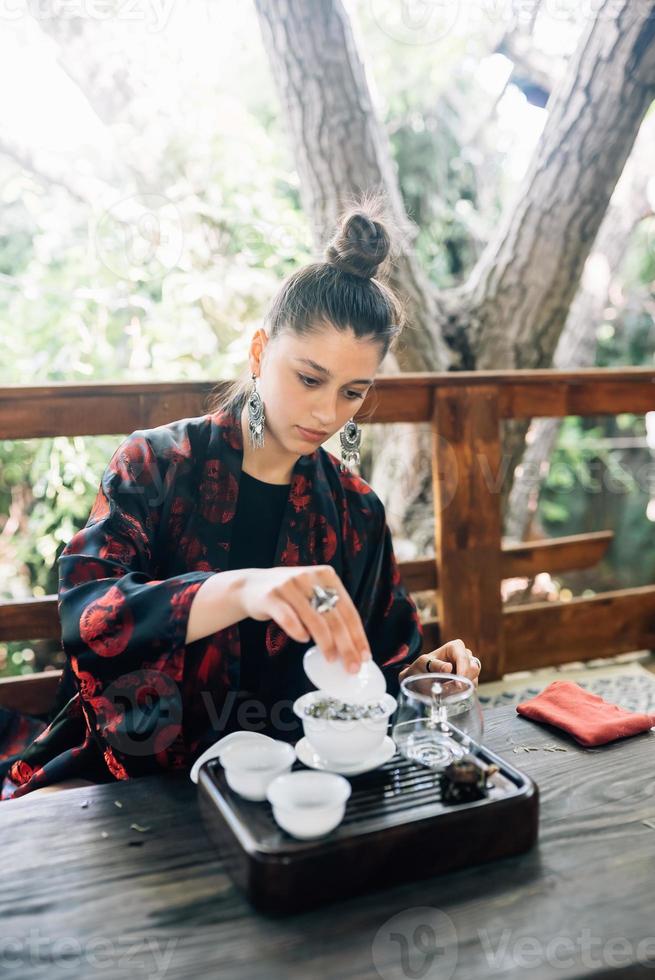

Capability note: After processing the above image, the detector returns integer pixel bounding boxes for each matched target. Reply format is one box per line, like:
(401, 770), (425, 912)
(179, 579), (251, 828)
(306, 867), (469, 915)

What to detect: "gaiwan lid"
(303, 645), (386, 704)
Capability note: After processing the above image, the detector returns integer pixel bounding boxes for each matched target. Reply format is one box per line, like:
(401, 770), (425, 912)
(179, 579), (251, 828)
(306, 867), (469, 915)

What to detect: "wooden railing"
(1, 368), (654, 713)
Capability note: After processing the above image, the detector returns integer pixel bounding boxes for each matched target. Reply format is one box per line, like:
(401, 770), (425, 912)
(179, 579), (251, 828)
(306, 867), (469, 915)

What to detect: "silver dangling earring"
(339, 417), (361, 473)
(247, 373), (265, 449)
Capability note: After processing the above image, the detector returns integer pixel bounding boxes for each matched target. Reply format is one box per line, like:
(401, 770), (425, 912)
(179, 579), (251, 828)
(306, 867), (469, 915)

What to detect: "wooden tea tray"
(197, 740), (539, 913)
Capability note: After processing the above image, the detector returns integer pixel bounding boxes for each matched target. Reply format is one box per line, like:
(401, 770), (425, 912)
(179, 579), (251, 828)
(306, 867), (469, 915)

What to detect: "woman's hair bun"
(324, 206), (391, 280)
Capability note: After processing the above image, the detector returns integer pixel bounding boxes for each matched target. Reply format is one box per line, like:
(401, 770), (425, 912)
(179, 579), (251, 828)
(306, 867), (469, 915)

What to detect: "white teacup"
(293, 690), (397, 766)
(266, 770), (351, 839)
(220, 739), (296, 801)
(189, 730), (275, 784)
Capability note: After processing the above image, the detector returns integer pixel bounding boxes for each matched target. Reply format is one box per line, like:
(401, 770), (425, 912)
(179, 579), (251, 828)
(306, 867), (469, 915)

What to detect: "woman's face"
(254, 323), (384, 454)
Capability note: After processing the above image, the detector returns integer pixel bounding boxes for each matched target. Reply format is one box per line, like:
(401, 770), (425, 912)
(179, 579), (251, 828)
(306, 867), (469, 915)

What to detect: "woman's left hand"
(398, 638), (481, 689)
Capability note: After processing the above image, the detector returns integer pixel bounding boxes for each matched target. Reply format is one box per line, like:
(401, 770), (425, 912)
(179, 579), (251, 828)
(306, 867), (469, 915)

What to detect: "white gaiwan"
(295, 645), (396, 766)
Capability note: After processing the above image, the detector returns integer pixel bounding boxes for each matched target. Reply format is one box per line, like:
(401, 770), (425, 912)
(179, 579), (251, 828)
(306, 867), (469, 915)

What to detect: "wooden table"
(3, 706), (655, 980)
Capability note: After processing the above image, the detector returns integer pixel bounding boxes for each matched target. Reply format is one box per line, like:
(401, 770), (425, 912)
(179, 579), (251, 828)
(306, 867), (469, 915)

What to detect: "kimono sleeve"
(353, 498), (424, 698)
(57, 430), (213, 690)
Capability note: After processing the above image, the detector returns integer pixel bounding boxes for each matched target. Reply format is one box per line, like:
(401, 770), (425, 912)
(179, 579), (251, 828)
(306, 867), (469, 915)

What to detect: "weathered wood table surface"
(3, 705), (655, 980)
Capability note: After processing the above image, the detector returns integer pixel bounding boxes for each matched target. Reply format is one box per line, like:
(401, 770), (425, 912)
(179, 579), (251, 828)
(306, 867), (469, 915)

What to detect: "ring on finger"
(308, 583), (340, 615)
(471, 655), (481, 670)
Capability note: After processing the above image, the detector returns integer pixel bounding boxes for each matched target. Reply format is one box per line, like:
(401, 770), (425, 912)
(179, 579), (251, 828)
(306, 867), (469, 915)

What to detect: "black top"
(227, 470), (290, 692)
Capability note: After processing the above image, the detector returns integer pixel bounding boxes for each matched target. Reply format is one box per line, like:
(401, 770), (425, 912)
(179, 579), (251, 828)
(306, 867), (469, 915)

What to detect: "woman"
(1, 204), (480, 800)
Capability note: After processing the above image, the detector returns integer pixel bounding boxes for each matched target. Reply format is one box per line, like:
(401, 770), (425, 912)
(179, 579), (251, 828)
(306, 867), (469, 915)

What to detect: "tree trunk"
(31, 11), (135, 127)
(252, 0), (453, 373)
(457, 2), (655, 372)
(505, 109), (655, 540)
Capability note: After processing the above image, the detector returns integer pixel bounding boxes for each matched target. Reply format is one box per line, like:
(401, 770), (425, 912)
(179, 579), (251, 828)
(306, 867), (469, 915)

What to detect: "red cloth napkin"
(516, 680), (655, 747)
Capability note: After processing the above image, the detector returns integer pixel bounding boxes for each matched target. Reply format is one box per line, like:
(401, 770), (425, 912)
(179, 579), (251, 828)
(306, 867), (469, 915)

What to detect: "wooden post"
(432, 387), (505, 681)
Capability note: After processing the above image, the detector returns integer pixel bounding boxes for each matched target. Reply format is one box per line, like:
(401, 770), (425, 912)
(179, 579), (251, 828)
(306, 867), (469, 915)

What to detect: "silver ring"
(471, 655), (481, 670)
(309, 584), (340, 615)
(426, 658), (435, 673)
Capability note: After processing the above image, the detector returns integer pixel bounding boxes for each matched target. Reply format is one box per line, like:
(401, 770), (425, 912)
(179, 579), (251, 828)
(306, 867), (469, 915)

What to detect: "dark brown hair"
(207, 194), (406, 417)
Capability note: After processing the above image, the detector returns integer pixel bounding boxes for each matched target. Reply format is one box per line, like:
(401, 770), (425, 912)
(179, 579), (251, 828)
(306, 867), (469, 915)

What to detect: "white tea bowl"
(266, 770), (352, 839)
(293, 690), (397, 766)
(220, 739), (296, 801)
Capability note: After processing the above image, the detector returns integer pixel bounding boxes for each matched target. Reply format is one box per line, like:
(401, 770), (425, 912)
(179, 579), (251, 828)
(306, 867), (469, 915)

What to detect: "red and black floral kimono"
(0, 404), (423, 799)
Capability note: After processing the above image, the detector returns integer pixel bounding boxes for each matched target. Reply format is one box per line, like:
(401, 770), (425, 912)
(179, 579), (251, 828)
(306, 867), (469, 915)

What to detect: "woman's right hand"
(238, 565), (371, 674)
